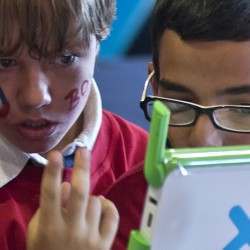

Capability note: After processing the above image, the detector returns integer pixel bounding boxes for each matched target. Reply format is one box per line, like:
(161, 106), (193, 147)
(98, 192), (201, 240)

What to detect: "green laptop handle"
(144, 101), (170, 188)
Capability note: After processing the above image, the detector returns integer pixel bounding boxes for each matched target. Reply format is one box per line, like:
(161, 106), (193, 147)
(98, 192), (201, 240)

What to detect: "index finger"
(67, 147), (91, 223)
(39, 151), (63, 221)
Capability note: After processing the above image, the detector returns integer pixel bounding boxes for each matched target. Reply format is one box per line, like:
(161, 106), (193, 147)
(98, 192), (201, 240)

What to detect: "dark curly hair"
(151, 0), (250, 80)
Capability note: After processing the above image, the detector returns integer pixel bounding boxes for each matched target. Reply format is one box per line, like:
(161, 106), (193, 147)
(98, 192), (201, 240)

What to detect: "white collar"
(0, 79), (102, 187)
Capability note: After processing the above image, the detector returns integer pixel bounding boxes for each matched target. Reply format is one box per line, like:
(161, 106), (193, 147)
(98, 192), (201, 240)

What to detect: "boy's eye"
(54, 54), (78, 66)
(60, 55), (76, 64)
(0, 58), (17, 69)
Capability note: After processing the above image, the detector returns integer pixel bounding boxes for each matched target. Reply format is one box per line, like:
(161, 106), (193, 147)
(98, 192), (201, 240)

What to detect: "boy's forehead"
(157, 30), (250, 97)
(158, 30), (250, 64)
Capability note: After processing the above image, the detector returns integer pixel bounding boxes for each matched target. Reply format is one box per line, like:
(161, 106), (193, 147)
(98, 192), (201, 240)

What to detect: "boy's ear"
(147, 62), (159, 95)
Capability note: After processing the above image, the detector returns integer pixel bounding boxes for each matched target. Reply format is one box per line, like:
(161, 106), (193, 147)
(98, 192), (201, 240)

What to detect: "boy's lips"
(16, 119), (59, 140)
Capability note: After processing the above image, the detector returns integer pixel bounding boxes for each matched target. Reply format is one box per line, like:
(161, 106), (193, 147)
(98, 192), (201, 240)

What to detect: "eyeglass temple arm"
(140, 71), (155, 102)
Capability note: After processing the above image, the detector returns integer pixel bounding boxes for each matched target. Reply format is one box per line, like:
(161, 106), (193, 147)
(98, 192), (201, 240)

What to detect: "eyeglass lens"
(147, 99), (250, 132)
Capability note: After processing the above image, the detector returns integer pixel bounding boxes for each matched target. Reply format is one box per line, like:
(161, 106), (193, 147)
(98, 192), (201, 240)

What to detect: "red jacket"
(0, 110), (148, 250)
(106, 165), (147, 250)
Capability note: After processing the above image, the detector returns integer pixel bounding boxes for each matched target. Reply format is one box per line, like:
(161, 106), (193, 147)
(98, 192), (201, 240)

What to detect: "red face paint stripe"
(64, 80), (90, 112)
(64, 88), (80, 111)
(80, 80), (89, 96)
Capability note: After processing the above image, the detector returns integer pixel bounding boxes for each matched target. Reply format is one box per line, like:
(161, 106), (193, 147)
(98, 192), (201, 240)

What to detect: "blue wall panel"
(100, 0), (154, 58)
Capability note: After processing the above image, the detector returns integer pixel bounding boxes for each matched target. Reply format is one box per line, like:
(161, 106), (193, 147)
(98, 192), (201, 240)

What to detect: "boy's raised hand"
(26, 148), (119, 250)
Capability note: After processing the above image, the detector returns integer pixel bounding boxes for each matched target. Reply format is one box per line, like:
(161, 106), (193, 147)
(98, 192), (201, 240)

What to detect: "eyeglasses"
(140, 72), (250, 133)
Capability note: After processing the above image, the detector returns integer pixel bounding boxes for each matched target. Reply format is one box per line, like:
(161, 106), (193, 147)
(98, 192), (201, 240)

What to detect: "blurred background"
(94, 0), (154, 129)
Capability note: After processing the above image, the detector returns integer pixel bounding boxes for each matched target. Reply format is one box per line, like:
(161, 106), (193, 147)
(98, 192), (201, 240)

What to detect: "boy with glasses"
(141, 73), (250, 134)
(106, 0), (250, 249)
(0, 0), (148, 249)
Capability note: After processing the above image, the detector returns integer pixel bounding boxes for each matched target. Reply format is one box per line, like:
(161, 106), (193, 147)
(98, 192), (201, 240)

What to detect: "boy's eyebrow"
(217, 85), (250, 96)
(159, 79), (250, 96)
(158, 78), (194, 95)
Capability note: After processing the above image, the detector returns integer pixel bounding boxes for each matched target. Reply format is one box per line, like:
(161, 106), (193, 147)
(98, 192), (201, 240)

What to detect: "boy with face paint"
(107, 0), (250, 249)
(0, 0), (148, 250)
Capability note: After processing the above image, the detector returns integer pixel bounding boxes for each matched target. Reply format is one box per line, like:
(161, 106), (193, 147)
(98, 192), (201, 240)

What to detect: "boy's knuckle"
(88, 238), (98, 248)
(71, 184), (86, 200)
(91, 196), (101, 209)
(37, 224), (58, 240)
(112, 205), (119, 220)
(42, 186), (56, 201)
(97, 241), (111, 250)
(104, 200), (119, 221)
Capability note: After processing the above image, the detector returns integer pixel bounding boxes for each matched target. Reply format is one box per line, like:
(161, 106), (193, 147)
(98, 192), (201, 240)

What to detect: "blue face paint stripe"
(0, 87), (10, 117)
(0, 88), (7, 104)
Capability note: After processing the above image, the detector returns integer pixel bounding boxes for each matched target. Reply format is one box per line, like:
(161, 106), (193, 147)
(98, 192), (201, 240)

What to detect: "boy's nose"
(188, 115), (223, 147)
(17, 66), (52, 111)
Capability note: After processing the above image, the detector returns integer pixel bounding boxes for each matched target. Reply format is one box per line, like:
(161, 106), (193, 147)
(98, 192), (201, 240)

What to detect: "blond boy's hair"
(0, 0), (116, 56)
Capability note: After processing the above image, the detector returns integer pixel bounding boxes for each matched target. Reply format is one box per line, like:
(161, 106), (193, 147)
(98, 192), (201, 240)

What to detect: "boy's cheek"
(64, 80), (90, 112)
(0, 88), (10, 118)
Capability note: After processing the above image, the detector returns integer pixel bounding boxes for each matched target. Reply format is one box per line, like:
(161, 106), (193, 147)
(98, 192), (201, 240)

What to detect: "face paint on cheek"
(0, 88), (10, 118)
(64, 88), (80, 111)
(64, 80), (90, 112)
(80, 80), (89, 96)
